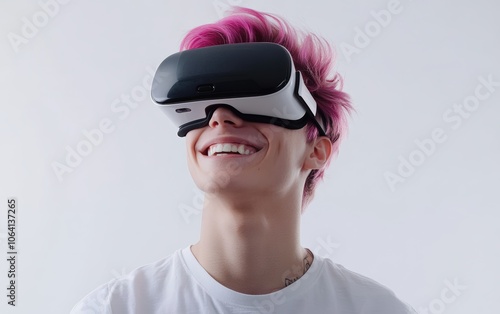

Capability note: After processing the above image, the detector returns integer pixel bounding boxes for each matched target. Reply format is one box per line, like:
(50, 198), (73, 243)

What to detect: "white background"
(1, 0), (499, 313)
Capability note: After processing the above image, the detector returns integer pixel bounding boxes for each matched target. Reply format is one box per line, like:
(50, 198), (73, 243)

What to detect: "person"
(71, 7), (417, 313)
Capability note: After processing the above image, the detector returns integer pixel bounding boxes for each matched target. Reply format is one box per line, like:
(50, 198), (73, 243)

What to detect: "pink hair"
(180, 7), (354, 211)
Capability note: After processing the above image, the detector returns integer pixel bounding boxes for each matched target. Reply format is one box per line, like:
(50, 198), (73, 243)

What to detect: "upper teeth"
(207, 143), (256, 156)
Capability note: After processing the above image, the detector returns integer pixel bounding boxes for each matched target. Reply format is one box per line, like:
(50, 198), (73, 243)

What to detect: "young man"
(72, 7), (417, 313)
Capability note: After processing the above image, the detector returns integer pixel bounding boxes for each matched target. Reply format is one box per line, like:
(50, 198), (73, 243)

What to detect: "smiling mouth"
(205, 143), (259, 157)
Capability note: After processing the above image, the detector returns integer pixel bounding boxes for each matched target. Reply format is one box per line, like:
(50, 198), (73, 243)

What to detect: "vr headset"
(150, 42), (326, 137)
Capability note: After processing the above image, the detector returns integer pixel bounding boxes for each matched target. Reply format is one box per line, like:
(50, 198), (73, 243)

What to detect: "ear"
(303, 136), (333, 170)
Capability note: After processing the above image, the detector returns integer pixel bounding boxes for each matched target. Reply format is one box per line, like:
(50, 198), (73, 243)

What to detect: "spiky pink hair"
(180, 7), (354, 211)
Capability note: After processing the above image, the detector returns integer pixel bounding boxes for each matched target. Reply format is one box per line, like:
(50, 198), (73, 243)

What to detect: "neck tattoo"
(284, 248), (313, 287)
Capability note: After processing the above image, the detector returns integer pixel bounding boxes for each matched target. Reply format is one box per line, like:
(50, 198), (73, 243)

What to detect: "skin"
(185, 107), (332, 295)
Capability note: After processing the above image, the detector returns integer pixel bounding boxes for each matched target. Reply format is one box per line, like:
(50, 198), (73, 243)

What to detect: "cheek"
(260, 124), (285, 143)
(185, 131), (202, 173)
(185, 150), (208, 192)
(185, 129), (203, 154)
(283, 133), (310, 170)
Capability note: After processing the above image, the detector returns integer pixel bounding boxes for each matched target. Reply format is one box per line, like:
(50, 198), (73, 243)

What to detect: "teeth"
(207, 143), (256, 157)
(237, 145), (245, 154)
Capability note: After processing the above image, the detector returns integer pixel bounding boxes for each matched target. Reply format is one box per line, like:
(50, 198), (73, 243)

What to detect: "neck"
(190, 192), (314, 295)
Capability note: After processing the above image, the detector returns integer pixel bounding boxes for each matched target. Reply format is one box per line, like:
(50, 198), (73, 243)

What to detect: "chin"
(196, 177), (261, 195)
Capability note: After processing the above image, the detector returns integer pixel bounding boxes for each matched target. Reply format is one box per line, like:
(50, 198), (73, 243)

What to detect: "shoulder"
(71, 249), (182, 314)
(317, 256), (417, 313)
(70, 278), (117, 314)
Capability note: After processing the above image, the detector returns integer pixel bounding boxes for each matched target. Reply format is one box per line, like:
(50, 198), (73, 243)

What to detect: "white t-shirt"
(71, 246), (417, 314)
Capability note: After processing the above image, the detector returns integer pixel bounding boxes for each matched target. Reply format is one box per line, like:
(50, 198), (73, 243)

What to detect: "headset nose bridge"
(208, 106), (244, 128)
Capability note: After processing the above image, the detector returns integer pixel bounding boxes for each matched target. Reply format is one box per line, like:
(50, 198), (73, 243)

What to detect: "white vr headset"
(150, 42), (326, 137)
